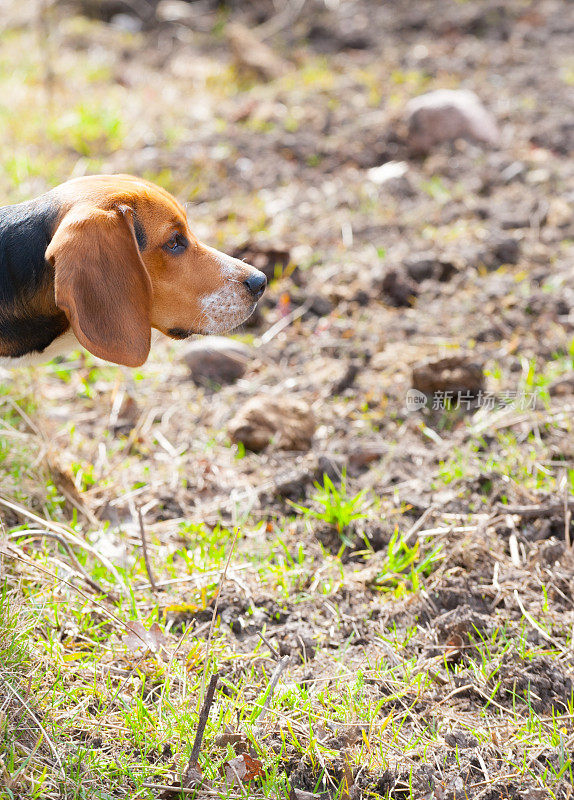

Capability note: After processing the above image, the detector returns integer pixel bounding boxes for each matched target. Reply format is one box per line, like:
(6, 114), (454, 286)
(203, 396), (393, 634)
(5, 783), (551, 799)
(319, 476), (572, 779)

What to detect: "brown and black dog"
(0, 174), (266, 367)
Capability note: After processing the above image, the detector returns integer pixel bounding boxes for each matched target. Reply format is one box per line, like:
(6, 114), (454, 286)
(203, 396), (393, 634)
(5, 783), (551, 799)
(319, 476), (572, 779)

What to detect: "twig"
(137, 563), (250, 591)
(257, 655), (290, 723)
(256, 299), (312, 346)
(514, 590), (569, 655)
(434, 683), (475, 707)
(183, 672), (219, 784)
(498, 500), (574, 520)
(256, 630), (280, 659)
(563, 471), (572, 549)
(136, 506), (158, 592)
(198, 526), (240, 709)
(142, 785), (246, 798)
(7, 530), (113, 599)
(255, 0), (307, 40)
(403, 504), (437, 545)
(3, 396), (42, 436)
(0, 494), (128, 593)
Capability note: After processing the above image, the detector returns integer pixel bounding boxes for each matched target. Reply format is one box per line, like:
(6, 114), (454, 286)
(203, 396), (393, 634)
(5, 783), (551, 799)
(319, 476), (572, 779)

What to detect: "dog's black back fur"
(0, 195), (69, 357)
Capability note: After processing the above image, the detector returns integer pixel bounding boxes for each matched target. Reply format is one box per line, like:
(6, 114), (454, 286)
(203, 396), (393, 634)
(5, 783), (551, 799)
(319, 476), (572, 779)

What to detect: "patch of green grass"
(0, 584), (33, 686)
(0, 585), (47, 797)
(46, 103), (125, 156)
(435, 428), (564, 497)
(433, 347), (574, 500)
(420, 175), (452, 203)
(371, 531), (443, 595)
(289, 472), (369, 543)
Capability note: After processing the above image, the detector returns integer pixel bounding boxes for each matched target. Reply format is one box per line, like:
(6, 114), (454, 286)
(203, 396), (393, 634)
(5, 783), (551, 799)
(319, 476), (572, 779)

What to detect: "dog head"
(45, 174), (266, 367)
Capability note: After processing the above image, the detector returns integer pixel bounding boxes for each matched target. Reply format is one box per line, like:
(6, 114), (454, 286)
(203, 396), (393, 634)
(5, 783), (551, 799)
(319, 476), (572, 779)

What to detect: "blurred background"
(1, 2), (574, 796)
(1, 0), (571, 524)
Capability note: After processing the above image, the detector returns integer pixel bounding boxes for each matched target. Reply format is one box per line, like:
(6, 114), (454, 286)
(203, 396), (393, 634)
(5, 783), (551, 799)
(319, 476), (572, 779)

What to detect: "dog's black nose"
(243, 272), (267, 299)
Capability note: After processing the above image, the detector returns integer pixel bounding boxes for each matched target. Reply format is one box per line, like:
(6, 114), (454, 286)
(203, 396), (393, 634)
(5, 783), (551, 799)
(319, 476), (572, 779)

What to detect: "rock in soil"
(347, 442), (387, 470)
(549, 373), (574, 397)
(273, 468), (315, 501)
(181, 336), (252, 386)
(477, 235), (522, 270)
(305, 293), (334, 317)
(412, 356), (485, 398)
(404, 254), (459, 283)
(445, 730), (478, 749)
(406, 89), (500, 154)
(380, 269), (419, 307)
(228, 395), (315, 452)
(433, 605), (493, 642)
(330, 361), (360, 395)
(316, 453), (345, 482)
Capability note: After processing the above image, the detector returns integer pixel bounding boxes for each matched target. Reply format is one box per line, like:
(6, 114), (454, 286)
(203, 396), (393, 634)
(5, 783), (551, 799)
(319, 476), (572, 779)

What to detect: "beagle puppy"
(0, 174), (267, 368)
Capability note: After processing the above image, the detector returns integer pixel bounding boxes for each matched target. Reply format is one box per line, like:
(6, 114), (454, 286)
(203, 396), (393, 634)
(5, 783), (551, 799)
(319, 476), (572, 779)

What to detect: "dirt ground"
(1, 0), (574, 798)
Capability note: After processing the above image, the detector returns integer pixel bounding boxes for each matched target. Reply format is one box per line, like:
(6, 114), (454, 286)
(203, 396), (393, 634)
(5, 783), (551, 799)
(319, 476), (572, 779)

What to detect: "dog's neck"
(0, 196), (71, 363)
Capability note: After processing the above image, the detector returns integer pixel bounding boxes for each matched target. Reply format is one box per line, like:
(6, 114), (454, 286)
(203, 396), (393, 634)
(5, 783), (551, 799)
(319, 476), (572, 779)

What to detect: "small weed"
(288, 472), (369, 543)
(372, 530), (443, 595)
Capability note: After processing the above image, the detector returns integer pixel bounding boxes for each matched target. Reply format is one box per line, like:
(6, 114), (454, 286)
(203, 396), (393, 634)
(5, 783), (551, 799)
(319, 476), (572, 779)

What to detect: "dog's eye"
(162, 233), (188, 254)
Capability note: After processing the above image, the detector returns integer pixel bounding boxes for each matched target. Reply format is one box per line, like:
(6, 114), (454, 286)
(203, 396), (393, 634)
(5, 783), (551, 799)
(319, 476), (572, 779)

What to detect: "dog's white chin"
(202, 309), (256, 334)
(200, 290), (257, 334)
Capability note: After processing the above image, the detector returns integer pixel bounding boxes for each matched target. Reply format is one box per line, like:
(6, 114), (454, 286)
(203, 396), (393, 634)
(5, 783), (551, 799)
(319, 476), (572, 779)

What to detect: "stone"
(492, 236), (521, 266)
(348, 442), (387, 470)
(474, 235), (521, 270)
(273, 469), (314, 501)
(406, 89), (500, 154)
(404, 254), (459, 283)
(306, 293), (334, 317)
(549, 373), (574, 397)
(181, 336), (251, 386)
(330, 362), (360, 395)
(444, 730), (478, 750)
(228, 395), (315, 452)
(381, 269), (419, 307)
(412, 356), (485, 398)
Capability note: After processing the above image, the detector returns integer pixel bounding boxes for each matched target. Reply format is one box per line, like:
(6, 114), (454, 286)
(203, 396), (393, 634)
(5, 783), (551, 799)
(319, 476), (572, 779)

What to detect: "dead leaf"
(223, 753), (265, 786)
(243, 753), (265, 780)
(46, 455), (82, 502)
(123, 621), (168, 655)
(445, 633), (464, 663)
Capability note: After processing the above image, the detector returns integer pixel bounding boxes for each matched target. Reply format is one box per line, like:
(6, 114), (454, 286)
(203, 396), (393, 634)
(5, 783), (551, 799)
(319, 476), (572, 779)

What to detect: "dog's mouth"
(167, 327), (194, 339)
(166, 300), (260, 340)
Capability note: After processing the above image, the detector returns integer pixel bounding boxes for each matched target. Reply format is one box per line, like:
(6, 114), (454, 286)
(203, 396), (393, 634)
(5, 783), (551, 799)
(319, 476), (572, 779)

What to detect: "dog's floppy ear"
(46, 203), (152, 367)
